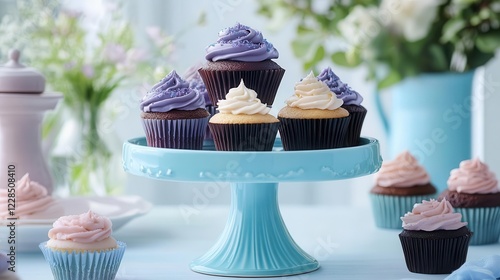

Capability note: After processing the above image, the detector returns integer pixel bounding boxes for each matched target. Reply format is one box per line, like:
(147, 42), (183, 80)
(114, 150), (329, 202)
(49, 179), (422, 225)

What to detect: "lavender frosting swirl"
(140, 70), (206, 112)
(183, 65), (212, 106)
(205, 23), (279, 62)
(317, 67), (363, 106)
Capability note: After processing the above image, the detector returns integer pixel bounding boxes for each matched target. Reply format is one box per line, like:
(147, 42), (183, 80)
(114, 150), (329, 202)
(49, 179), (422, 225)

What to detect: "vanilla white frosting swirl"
(217, 80), (270, 115)
(402, 199), (467, 231)
(447, 158), (499, 194)
(0, 173), (54, 219)
(48, 211), (112, 243)
(286, 71), (343, 110)
(375, 151), (430, 187)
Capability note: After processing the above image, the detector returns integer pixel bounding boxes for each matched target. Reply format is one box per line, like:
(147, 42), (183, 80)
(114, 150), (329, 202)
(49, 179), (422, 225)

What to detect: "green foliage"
(257, 0), (500, 89)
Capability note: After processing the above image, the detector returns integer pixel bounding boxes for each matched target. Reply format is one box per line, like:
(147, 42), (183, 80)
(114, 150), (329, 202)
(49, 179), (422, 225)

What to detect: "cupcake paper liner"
(204, 105), (218, 140)
(369, 193), (437, 229)
(39, 241), (126, 280)
(142, 116), (209, 149)
(208, 122), (279, 151)
(455, 207), (500, 245)
(342, 105), (367, 147)
(198, 68), (285, 106)
(399, 229), (471, 274)
(278, 117), (350, 151)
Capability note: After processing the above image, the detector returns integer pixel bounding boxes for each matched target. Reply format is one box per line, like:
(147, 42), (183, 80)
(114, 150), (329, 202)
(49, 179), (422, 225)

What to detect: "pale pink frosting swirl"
(447, 158), (499, 194)
(375, 151), (430, 187)
(48, 211), (112, 243)
(401, 199), (467, 231)
(0, 173), (54, 219)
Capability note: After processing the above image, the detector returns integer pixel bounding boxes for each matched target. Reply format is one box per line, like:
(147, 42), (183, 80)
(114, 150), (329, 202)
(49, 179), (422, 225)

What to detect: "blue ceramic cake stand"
(122, 137), (382, 277)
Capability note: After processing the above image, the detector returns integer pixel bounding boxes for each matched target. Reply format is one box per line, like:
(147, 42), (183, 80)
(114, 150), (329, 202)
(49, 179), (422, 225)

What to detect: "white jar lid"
(0, 49), (45, 93)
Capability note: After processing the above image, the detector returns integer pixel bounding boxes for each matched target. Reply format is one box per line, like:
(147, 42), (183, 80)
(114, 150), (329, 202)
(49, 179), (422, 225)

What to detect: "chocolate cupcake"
(317, 67), (366, 147)
(209, 80), (279, 151)
(277, 71), (350, 151)
(439, 158), (500, 245)
(140, 70), (209, 149)
(370, 151), (437, 229)
(399, 199), (472, 274)
(199, 23), (285, 106)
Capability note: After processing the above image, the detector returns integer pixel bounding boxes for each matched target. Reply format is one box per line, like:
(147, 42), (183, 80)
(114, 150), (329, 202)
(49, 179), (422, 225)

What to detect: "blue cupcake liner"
(455, 207), (500, 245)
(142, 116), (209, 149)
(39, 241), (126, 280)
(370, 193), (437, 229)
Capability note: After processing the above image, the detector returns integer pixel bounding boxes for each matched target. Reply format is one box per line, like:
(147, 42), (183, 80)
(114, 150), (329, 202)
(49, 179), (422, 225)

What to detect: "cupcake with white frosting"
(439, 158), (500, 245)
(277, 71), (350, 150)
(209, 80), (279, 151)
(369, 151), (437, 229)
(399, 199), (472, 274)
(39, 211), (126, 280)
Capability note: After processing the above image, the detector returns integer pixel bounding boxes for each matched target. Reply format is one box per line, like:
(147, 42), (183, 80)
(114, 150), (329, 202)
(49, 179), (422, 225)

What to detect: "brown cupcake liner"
(342, 105), (367, 147)
(204, 105), (218, 140)
(198, 68), (285, 106)
(278, 117), (350, 151)
(208, 122), (279, 151)
(142, 116), (209, 149)
(399, 227), (472, 274)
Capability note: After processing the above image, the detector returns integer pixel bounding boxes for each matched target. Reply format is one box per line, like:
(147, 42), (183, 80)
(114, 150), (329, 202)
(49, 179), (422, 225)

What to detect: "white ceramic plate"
(0, 195), (152, 252)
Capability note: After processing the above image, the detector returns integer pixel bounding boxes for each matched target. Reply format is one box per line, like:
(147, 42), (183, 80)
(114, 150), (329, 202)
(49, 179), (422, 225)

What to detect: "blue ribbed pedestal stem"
(190, 182), (319, 277)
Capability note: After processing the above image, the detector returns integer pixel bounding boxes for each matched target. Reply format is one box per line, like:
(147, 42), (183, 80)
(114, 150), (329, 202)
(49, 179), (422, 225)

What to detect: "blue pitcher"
(376, 71), (475, 192)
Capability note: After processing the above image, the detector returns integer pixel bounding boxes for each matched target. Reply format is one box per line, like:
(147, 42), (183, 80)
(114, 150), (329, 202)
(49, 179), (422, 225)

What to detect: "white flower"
(380, 0), (446, 41)
(338, 6), (380, 47)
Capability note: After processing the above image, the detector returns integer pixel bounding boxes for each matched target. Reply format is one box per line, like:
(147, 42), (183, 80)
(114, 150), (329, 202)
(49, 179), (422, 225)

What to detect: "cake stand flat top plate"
(123, 137), (382, 183)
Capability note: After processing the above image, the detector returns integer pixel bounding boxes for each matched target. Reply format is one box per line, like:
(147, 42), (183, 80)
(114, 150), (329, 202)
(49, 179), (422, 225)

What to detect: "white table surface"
(13, 205), (500, 280)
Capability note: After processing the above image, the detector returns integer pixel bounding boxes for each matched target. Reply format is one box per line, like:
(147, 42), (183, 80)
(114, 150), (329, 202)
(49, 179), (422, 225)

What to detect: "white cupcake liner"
(39, 241), (126, 280)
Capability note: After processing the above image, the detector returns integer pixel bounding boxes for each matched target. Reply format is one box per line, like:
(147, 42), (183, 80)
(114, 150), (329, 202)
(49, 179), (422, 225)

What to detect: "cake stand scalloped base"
(190, 183), (319, 277)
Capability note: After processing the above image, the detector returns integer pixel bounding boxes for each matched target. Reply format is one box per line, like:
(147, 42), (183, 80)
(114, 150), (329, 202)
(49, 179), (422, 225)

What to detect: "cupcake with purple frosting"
(140, 70), (209, 149)
(184, 63), (216, 139)
(317, 67), (366, 146)
(199, 23), (285, 107)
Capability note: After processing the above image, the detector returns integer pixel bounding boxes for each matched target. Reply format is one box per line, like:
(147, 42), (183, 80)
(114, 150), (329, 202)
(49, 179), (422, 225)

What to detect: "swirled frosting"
(401, 199), (467, 231)
(48, 211), (112, 243)
(205, 23), (279, 62)
(183, 64), (212, 106)
(0, 173), (54, 219)
(447, 158), (499, 194)
(375, 151), (430, 187)
(217, 80), (270, 115)
(286, 71), (344, 110)
(317, 67), (363, 106)
(140, 70), (205, 112)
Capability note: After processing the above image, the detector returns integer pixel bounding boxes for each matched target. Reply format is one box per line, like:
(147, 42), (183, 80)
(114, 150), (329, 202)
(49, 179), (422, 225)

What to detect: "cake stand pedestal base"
(190, 182), (319, 277)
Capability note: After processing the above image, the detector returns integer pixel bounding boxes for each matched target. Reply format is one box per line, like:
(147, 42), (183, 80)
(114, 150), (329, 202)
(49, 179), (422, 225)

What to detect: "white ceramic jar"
(0, 49), (62, 194)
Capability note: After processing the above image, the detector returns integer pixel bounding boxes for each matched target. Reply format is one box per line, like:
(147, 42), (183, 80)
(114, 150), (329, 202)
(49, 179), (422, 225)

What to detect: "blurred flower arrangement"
(0, 0), (177, 195)
(257, 0), (500, 88)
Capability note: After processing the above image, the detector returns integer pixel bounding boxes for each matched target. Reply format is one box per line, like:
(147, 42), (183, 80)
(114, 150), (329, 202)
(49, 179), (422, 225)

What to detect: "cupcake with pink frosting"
(0, 173), (60, 219)
(399, 199), (472, 274)
(439, 158), (500, 245)
(39, 211), (126, 280)
(370, 151), (437, 229)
